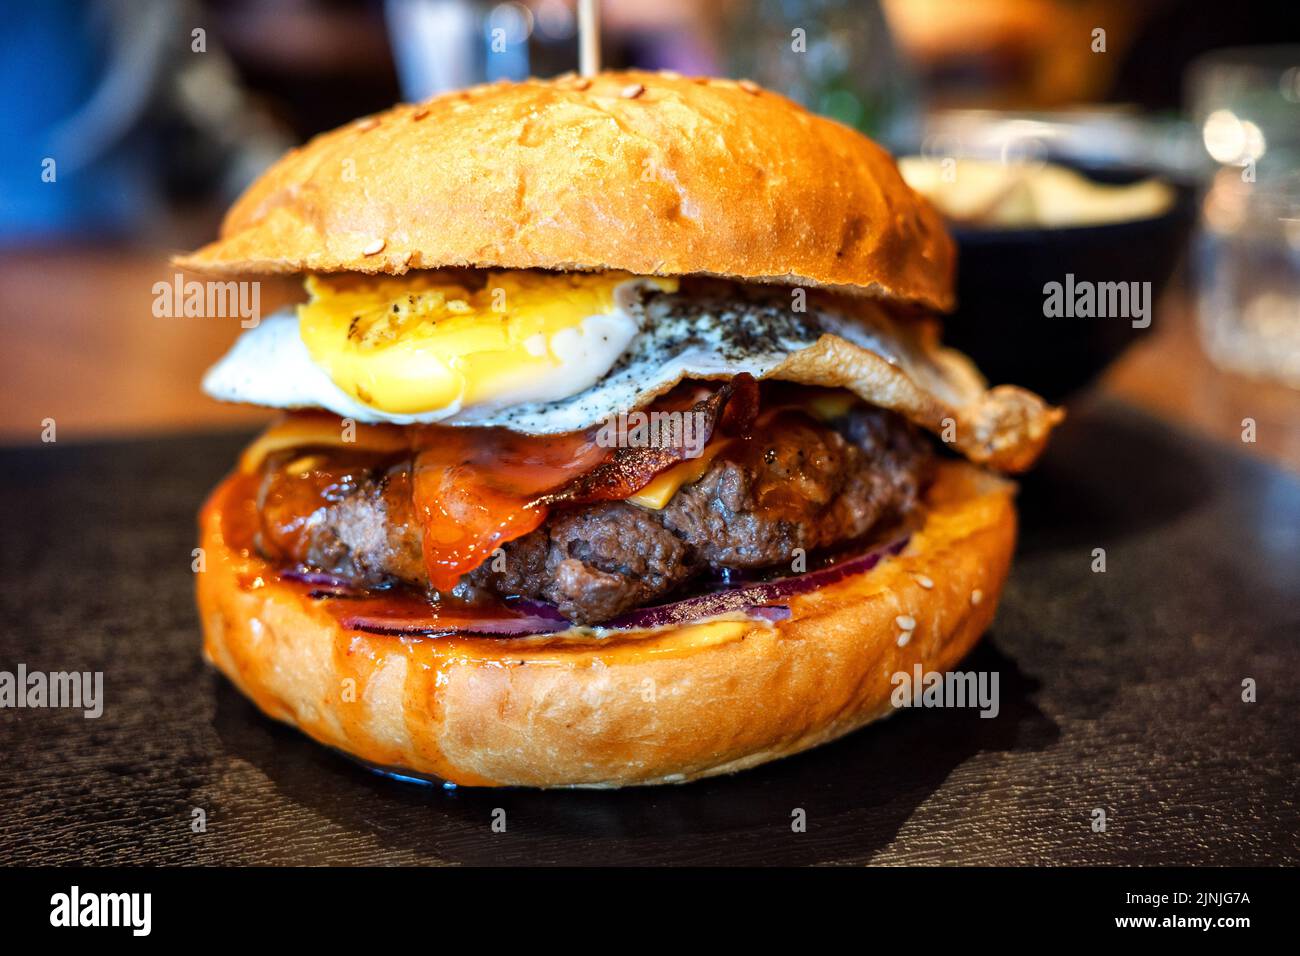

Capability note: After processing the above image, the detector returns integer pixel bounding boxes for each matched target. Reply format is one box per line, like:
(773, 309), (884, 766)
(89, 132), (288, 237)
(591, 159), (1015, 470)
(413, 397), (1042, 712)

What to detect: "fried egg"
(204, 271), (676, 425)
(205, 273), (930, 430)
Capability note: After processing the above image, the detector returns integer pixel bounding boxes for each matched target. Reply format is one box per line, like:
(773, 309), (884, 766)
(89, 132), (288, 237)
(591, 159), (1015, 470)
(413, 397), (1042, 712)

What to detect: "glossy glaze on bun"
(197, 460), (1014, 788)
(175, 71), (955, 312)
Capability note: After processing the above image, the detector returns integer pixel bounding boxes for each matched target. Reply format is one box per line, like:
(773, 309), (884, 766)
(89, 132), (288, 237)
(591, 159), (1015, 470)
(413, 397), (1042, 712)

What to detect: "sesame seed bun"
(174, 71), (955, 312)
(197, 459), (1013, 788)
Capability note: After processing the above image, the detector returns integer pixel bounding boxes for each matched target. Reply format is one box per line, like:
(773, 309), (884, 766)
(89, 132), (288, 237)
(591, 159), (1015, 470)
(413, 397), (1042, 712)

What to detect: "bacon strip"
(537, 373), (758, 508)
(409, 375), (758, 592)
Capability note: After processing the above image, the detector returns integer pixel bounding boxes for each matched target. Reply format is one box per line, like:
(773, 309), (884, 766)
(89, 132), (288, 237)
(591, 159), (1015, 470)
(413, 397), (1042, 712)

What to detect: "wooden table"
(3, 246), (1298, 473)
(1103, 287), (1300, 473)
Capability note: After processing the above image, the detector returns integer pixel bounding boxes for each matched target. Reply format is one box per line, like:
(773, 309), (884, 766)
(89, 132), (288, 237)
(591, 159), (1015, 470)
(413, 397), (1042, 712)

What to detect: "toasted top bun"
(175, 71), (955, 312)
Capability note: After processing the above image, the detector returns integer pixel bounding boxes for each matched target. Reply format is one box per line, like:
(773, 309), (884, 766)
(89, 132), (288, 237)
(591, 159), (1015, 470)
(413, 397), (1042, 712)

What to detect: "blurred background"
(1, 0), (1298, 471)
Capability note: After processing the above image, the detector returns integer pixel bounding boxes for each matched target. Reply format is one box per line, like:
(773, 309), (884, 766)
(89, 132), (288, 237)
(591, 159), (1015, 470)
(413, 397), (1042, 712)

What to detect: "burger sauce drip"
(203, 472), (494, 783)
(409, 425), (610, 593)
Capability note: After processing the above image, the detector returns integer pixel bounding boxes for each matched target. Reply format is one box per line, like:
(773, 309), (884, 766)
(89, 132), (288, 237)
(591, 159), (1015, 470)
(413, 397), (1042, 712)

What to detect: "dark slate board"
(1, 397), (1297, 866)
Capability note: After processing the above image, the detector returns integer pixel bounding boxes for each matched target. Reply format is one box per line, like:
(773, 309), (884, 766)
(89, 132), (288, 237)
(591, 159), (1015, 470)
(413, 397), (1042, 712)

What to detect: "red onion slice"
(740, 605), (792, 624)
(603, 535), (909, 630)
(341, 604), (572, 638)
(308, 535), (907, 638)
(280, 568), (357, 589)
(280, 568), (366, 598)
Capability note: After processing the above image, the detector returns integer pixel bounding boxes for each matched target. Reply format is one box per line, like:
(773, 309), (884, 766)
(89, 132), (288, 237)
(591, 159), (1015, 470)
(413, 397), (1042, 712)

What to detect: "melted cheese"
(238, 414), (408, 473)
(627, 440), (730, 510)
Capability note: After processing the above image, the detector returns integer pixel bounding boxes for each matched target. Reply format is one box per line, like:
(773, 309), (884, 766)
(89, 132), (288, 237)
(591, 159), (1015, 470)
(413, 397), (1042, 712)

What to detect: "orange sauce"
(214, 464), (546, 635)
(408, 424), (608, 591)
(401, 377), (742, 591)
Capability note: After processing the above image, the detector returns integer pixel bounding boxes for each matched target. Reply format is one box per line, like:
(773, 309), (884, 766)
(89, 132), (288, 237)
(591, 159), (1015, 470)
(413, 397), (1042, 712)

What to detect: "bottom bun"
(197, 459), (1016, 788)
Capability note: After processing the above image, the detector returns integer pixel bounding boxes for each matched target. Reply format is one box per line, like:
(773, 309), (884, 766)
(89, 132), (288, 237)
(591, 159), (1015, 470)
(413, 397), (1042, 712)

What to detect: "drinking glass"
(1189, 46), (1300, 387)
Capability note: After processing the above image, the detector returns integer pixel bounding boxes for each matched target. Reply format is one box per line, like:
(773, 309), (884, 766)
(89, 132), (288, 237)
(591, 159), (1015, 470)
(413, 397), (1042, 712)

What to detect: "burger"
(178, 71), (1062, 788)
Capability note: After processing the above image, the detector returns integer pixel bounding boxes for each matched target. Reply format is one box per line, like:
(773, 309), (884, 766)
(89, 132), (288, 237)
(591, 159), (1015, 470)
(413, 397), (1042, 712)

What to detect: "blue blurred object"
(386, 0), (534, 99)
(0, 0), (172, 244)
(384, 0), (726, 103)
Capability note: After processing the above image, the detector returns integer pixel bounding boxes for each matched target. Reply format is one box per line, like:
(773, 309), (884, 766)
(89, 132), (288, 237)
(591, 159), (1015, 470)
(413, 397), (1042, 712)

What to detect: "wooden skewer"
(578, 0), (600, 77)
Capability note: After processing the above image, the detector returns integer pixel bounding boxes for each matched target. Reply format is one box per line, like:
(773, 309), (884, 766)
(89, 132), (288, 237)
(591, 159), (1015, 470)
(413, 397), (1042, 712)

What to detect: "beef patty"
(256, 403), (933, 624)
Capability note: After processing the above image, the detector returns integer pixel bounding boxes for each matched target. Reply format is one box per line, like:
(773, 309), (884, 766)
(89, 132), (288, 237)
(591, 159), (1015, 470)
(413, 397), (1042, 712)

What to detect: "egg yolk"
(298, 270), (676, 415)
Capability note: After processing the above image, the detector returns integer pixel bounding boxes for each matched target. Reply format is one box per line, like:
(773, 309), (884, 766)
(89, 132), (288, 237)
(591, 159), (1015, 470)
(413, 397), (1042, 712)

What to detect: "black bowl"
(941, 167), (1196, 403)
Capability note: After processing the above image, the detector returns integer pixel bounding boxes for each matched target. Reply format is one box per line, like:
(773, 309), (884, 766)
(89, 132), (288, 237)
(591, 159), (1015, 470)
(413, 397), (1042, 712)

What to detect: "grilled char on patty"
(256, 403), (933, 624)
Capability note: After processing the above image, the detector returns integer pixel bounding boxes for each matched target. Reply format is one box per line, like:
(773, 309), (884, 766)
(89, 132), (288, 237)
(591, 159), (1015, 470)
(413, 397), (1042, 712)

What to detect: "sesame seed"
(896, 631), (911, 647)
(400, 250), (413, 266)
(913, 573), (934, 589)
(355, 117), (380, 132)
(620, 82), (645, 99)
(738, 79), (761, 94)
(411, 107), (430, 121)
(571, 77), (591, 91)
(362, 238), (386, 256)
(895, 614), (916, 631)
(660, 70), (682, 80)
(971, 589), (983, 606)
